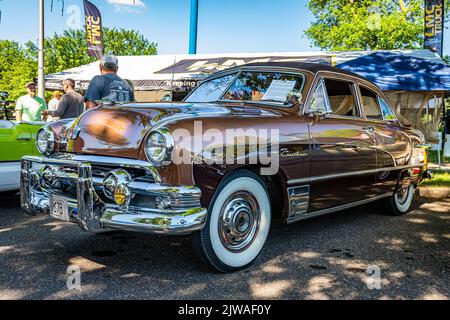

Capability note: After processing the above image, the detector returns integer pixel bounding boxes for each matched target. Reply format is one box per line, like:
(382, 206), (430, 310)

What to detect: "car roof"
(223, 61), (370, 82)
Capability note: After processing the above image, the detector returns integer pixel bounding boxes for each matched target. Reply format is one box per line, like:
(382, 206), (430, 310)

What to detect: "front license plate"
(50, 196), (70, 222)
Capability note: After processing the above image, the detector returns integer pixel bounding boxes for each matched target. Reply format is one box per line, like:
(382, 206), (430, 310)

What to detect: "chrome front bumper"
(20, 155), (207, 235)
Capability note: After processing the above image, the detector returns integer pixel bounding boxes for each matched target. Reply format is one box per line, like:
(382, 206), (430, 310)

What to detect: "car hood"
(62, 102), (283, 159)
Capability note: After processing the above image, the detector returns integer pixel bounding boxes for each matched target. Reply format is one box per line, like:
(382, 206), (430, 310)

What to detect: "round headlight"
(36, 127), (55, 155)
(144, 129), (174, 165)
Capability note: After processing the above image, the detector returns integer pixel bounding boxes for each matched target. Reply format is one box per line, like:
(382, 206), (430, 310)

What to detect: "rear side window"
(185, 73), (236, 103)
(323, 79), (359, 117)
(360, 86), (383, 120)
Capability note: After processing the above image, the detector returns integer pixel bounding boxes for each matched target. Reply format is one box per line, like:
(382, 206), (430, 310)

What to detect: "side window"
(360, 86), (382, 120)
(185, 73), (236, 103)
(323, 79), (359, 117)
(378, 97), (397, 121)
(309, 81), (329, 113)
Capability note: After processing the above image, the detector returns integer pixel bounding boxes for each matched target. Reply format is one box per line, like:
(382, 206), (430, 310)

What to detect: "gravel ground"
(0, 193), (448, 300)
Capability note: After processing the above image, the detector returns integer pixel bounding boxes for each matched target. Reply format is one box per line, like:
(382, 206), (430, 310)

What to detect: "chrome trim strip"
(287, 193), (391, 224)
(287, 185), (310, 222)
(287, 164), (421, 186)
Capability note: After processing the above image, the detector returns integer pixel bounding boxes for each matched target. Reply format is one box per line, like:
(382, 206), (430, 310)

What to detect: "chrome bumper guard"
(20, 155), (207, 235)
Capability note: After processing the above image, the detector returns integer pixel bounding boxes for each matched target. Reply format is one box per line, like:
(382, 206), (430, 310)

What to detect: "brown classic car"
(20, 62), (428, 272)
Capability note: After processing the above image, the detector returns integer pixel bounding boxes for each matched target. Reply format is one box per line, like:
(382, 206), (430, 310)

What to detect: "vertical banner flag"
(84, 0), (103, 59)
(424, 0), (445, 56)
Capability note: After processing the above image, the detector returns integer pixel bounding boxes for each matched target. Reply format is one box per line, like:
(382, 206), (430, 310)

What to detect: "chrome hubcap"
(218, 192), (260, 252)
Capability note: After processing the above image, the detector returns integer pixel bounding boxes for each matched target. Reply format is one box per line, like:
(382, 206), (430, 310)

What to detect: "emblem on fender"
(280, 147), (308, 158)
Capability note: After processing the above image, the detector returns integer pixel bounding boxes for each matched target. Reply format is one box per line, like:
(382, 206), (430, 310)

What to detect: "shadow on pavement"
(0, 193), (448, 300)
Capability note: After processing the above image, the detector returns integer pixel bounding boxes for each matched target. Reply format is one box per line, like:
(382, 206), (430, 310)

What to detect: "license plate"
(50, 196), (70, 222)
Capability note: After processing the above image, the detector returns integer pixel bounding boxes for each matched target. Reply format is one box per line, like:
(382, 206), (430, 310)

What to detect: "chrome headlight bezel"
(36, 126), (56, 156)
(144, 128), (174, 166)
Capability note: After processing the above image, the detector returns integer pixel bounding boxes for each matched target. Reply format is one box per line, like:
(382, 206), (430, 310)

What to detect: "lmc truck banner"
(424, 0), (445, 56)
(84, 0), (104, 59)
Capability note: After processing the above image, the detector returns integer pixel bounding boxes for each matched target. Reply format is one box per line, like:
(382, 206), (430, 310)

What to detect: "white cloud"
(105, 0), (147, 13)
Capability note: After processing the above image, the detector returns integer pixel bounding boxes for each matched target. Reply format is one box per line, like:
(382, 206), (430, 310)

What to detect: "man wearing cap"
(84, 54), (135, 110)
(15, 82), (47, 122)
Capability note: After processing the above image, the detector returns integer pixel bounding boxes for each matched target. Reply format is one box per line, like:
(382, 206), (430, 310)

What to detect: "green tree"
(26, 28), (158, 74)
(305, 0), (450, 51)
(0, 40), (37, 101)
(0, 28), (157, 101)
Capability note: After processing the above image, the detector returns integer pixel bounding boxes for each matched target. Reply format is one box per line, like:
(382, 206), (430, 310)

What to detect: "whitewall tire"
(381, 184), (415, 216)
(192, 170), (271, 273)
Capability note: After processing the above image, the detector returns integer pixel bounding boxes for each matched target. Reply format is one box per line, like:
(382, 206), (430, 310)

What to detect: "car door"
(357, 85), (411, 195)
(0, 121), (35, 191)
(306, 75), (378, 212)
(0, 121), (34, 162)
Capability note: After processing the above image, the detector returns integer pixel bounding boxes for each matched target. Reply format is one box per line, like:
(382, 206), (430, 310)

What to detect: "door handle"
(17, 137), (32, 141)
(362, 126), (375, 134)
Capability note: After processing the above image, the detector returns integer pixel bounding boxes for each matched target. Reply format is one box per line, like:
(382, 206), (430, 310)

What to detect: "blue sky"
(0, 0), (448, 56)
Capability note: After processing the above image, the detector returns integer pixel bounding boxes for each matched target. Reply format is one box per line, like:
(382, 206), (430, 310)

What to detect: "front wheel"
(380, 184), (415, 216)
(192, 170), (271, 273)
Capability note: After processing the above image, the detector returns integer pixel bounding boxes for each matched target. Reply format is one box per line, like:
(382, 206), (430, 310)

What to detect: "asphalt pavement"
(0, 193), (448, 300)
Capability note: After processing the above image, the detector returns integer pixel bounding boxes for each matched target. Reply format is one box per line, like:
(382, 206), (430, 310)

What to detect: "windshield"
(185, 73), (237, 103)
(223, 72), (304, 105)
(185, 70), (305, 106)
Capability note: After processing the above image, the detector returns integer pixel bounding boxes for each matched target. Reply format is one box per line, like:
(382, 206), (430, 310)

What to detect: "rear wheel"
(380, 184), (415, 216)
(192, 170), (271, 273)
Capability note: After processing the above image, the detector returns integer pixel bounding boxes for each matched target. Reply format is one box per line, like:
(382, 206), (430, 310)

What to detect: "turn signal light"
(114, 185), (130, 206)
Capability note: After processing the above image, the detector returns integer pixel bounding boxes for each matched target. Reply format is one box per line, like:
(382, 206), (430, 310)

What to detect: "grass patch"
(421, 171), (450, 187)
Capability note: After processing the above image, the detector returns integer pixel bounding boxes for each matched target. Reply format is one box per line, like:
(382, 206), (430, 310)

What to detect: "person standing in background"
(15, 82), (47, 122)
(84, 54), (134, 109)
(42, 79), (84, 120)
(47, 91), (62, 122)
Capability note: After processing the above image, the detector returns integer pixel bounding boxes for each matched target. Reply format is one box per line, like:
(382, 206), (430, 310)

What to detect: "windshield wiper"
(260, 99), (292, 106)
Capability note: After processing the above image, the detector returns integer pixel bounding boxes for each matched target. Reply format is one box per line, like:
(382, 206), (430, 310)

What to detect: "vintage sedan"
(20, 62), (428, 272)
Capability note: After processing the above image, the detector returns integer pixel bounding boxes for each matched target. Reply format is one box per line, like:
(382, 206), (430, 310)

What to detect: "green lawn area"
(421, 171), (450, 187)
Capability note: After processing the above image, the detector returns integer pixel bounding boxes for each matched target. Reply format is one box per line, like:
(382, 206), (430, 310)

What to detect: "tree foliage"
(26, 28), (158, 74)
(0, 40), (37, 101)
(305, 0), (450, 51)
(0, 28), (157, 100)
